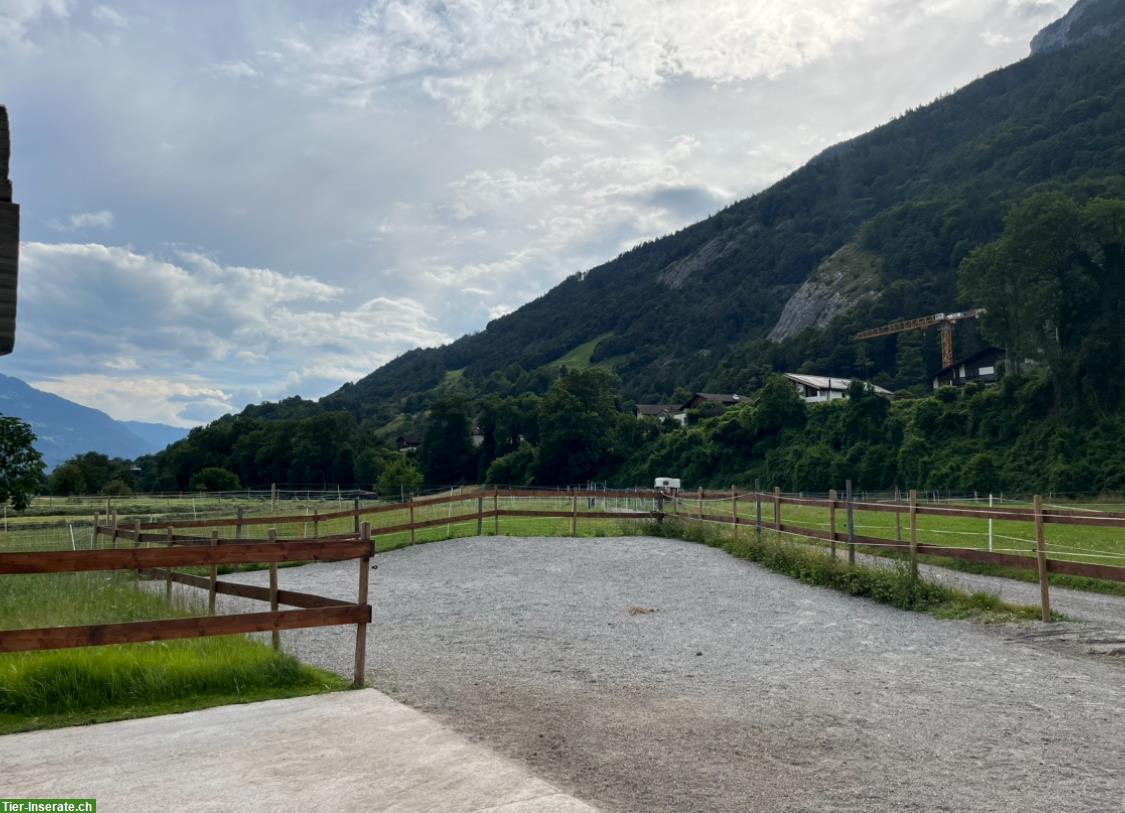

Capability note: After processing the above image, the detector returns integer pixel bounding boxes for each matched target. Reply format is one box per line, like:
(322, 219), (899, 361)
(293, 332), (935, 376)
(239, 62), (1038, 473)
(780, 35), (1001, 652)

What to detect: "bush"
(189, 467), (240, 492)
(99, 479), (132, 496)
(377, 457), (423, 498)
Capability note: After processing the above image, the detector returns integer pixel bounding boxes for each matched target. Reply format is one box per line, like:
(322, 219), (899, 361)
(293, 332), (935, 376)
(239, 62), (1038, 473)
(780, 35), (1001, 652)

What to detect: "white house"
(782, 373), (893, 404)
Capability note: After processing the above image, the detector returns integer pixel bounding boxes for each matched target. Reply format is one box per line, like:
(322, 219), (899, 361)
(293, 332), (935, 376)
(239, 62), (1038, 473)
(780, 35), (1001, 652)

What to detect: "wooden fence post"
(828, 489), (837, 560)
(110, 510), (118, 549)
(494, 488), (500, 536)
(271, 482), (277, 513)
(269, 528), (280, 650)
(93, 512), (100, 548)
(909, 489), (918, 578)
(571, 491), (578, 535)
(730, 487), (738, 540)
(476, 495), (484, 535)
(773, 487), (781, 532)
(353, 523), (372, 688)
(656, 492), (664, 523)
(409, 498), (416, 545)
(165, 525), (174, 599)
(895, 485), (902, 544)
(235, 507), (244, 541)
(208, 530), (219, 615)
(846, 479), (856, 565)
(1034, 495), (1051, 622)
(755, 479), (762, 541)
(353, 497), (360, 536)
(698, 486), (704, 522)
(313, 509), (320, 540)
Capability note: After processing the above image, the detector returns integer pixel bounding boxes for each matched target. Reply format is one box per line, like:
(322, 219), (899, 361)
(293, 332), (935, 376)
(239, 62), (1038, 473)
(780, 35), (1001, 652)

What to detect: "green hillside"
(123, 1), (1125, 494)
(323, 3), (1125, 422)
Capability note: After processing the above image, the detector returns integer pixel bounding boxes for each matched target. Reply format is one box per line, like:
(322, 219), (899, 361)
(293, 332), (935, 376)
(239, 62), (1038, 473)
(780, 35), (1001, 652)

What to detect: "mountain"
(119, 420), (191, 451)
(319, 0), (1125, 423)
(0, 373), (189, 467)
(137, 0), (1125, 495)
(1031, 0), (1125, 54)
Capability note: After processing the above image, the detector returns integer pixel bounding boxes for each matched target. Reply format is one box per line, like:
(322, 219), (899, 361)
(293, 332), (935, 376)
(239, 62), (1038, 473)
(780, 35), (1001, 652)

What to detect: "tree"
(0, 415), (45, 509)
(377, 457), (423, 498)
(537, 369), (623, 485)
(355, 447), (392, 490)
(486, 441), (537, 486)
(190, 467), (241, 492)
(49, 462), (88, 496)
(418, 393), (473, 485)
(894, 331), (926, 389)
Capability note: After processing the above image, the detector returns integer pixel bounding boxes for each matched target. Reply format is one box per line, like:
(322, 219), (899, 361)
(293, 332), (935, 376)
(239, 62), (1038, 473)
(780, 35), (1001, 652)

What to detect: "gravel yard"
(224, 535), (1125, 813)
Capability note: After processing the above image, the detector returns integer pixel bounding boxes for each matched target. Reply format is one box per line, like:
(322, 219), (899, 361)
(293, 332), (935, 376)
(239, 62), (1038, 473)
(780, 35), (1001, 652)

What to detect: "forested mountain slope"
(323, 0), (1125, 420)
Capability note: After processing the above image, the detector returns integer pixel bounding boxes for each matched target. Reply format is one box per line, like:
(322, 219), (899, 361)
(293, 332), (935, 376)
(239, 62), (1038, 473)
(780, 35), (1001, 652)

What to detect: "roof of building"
(782, 373), (893, 396)
(933, 346), (1006, 377)
(687, 393), (746, 406)
(635, 404), (681, 416)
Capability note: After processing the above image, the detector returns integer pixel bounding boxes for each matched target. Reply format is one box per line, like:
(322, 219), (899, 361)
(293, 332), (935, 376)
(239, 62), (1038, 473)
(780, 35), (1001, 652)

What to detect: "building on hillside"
(680, 393), (747, 411)
(673, 393), (750, 424)
(634, 403), (684, 425)
(396, 435), (420, 453)
(931, 347), (1005, 389)
(471, 425), (484, 448)
(782, 373), (893, 403)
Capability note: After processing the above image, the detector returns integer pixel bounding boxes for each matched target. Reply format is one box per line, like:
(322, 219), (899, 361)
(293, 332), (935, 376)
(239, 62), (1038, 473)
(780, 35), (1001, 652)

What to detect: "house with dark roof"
(932, 347), (1005, 389)
(634, 403), (683, 422)
(680, 393), (747, 410)
(396, 435), (421, 453)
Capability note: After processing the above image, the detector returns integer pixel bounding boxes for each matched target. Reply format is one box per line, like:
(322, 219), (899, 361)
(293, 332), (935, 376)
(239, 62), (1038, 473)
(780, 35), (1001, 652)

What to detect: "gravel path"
(223, 536), (1125, 813)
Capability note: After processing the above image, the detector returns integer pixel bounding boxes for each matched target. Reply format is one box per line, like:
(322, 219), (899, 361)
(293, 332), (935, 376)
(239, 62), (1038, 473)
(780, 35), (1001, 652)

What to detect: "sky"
(0, 0), (1071, 426)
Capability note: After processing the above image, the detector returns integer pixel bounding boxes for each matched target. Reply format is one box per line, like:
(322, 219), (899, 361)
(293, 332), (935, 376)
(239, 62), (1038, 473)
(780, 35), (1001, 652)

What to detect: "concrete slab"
(0, 690), (598, 813)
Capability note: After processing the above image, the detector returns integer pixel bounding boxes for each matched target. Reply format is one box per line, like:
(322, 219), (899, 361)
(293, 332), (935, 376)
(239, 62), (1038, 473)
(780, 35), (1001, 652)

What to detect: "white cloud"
(15, 242), (451, 424)
(207, 60), (258, 79)
(273, 0), (897, 126)
(91, 5), (126, 28)
(0, 0), (69, 47)
(31, 374), (233, 426)
(50, 210), (115, 231)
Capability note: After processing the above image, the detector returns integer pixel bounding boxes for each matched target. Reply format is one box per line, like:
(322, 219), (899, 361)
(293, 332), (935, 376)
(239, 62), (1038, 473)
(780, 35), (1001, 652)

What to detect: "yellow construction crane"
(853, 309), (986, 369)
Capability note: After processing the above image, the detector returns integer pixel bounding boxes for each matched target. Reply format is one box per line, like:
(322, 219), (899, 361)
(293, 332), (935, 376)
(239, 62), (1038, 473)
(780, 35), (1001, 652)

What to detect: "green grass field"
(0, 572), (348, 735)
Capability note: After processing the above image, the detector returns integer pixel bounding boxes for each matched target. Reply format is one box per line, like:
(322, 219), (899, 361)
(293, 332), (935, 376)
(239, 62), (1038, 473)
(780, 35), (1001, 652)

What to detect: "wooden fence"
(6, 486), (1122, 666)
(0, 523), (375, 687)
(663, 485), (1125, 622)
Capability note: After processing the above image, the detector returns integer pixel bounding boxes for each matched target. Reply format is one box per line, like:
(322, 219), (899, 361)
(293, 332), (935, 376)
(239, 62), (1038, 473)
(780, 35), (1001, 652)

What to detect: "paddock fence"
(0, 523), (374, 685)
(4, 485), (1123, 638)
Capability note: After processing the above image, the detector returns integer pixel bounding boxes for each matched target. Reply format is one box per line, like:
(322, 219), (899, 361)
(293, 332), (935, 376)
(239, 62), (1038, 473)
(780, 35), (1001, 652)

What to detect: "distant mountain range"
(0, 373), (190, 468)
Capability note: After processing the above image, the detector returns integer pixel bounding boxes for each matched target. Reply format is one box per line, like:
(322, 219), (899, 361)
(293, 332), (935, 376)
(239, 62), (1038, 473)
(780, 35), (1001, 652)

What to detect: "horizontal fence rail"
(0, 524), (375, 686)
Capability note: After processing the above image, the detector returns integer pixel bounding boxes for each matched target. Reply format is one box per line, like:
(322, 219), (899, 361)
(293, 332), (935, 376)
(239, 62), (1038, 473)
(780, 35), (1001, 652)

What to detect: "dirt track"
(226, 535), (1125, 812)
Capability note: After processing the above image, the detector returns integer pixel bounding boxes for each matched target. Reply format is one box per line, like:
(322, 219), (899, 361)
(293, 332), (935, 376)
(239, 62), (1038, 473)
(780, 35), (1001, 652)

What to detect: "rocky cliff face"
(1031, 0), (1125, 55)
(0, 105), (18, 356)
(766, 243), (881, 343)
